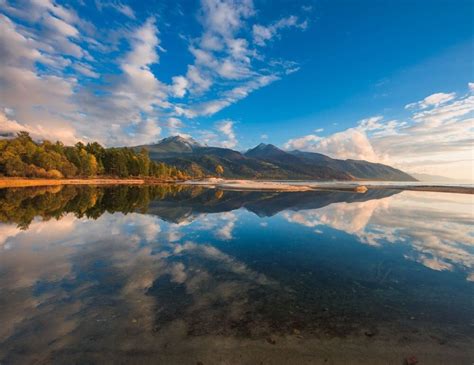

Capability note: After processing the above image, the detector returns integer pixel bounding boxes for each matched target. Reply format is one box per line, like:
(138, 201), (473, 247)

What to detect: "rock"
(266, 337), (276, 345)
(364, 329), (376, 337)
(430, 335), (447, 345)
(293, 329), (301, 335)
(405, 355), (419, 365)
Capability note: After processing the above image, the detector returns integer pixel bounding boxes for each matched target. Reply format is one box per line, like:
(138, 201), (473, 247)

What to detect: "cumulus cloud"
(0, 0), (307, 146)
(0, 110), (77, 144)
(216, 120), (238, 148)
(171, 76), (189, 98)
(283, 85), (474, 180)
(198, 119), (238, 148)
(284, 128), (379, 161)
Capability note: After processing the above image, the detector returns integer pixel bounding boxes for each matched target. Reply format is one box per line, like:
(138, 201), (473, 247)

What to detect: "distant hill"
(136, 136), (416, 181)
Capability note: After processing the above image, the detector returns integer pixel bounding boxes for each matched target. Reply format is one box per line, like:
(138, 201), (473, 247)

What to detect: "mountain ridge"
(135, 136), (416, 181)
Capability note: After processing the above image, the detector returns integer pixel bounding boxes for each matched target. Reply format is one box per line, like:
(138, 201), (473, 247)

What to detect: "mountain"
(290, 150), (415, 181)
(136, 135), (201, 155)
(136, 137), (416, 181)
(244, 144), (353, 180)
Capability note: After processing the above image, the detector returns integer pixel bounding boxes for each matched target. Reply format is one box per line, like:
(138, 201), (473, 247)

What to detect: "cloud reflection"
(0, 210), (273, 363)
(283, 191), (474, 280)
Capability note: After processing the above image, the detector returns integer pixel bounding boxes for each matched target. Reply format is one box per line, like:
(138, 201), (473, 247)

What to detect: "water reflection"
(282, 191), (474, 280)
(0, 185), (473, 364)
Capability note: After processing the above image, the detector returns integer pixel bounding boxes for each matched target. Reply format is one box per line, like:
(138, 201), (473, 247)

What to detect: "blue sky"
(0, 0), (473, 179)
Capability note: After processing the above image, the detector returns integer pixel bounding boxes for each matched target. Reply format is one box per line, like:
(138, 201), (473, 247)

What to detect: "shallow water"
(0, 185), (473, 364)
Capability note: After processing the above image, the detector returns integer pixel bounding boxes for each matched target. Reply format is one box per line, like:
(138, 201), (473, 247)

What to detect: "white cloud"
(199, 0), (254, 38)
(216, 120), (238, 148)
(95, 1), (136, 18)
(284, 134), (321, 151)
(167, 117), (184, 135)
(0, 110), (77, 144)
(253, 15), (307, 46)
(196, 119), (239, 148)
(311, 128), (378, 161)
(0, 0), (308, 146)
(171, 76), (189, 98)
(179, 74), (279, 118)
(283, 85), (474, 180)
(405, 92), (456, 110)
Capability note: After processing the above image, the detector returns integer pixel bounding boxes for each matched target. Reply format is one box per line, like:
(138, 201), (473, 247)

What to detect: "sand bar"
(184, 178), (474, 194)
(1, 178), (472, 194)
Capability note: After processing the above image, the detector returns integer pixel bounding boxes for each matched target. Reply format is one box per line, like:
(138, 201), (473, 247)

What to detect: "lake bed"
(0, 185), (473, 364)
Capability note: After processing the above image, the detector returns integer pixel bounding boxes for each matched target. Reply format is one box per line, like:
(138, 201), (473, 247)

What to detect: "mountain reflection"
(0, 184), (398, 227)
(0, 185), (473, 364)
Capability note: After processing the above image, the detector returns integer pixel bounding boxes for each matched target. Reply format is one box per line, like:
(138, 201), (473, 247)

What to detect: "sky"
(0, 0), (473, 180)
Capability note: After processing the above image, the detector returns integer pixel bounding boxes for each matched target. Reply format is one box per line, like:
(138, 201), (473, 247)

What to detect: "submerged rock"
(405, 355), (419, 365)
(266, 337), (276, 345)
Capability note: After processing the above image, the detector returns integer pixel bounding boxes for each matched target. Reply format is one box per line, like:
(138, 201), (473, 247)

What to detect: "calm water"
(0, 185), (473, 364)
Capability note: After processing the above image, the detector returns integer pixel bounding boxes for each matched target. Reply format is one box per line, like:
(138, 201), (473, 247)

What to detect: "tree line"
(0, 132), (188, 180)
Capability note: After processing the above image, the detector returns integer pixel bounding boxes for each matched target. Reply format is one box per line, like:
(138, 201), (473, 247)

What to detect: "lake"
(0, 185), (473, 364)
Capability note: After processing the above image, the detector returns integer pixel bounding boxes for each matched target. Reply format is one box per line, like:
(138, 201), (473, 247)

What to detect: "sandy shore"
(184, 178), (474, 194)
(0, 178), (148, 188)
(185, 178), (317, 192)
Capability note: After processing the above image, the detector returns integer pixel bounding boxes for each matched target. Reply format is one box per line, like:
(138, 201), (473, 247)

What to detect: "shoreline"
(0, 178), (472, 194)
(183, 178), (474, 194)
(0, 178), (162, 189)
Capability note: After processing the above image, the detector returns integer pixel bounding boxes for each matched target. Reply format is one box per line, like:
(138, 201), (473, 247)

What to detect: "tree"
(215, 164), (224, 177)
(0, 133), (188, 180)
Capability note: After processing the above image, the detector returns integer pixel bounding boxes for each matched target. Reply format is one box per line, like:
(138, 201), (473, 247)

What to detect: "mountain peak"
(138, 135), (202, 154)
(245, 143), (287, 158)
(248, 143), (280, 152)
(160, 135), (201, 147)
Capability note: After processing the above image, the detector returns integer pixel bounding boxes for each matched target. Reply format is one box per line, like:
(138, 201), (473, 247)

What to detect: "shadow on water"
(0, 185), (473, 364)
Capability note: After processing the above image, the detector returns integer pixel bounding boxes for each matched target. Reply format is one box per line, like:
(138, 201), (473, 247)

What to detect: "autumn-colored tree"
(215, 164), (224, 177)
(0, 132), (188, 179)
